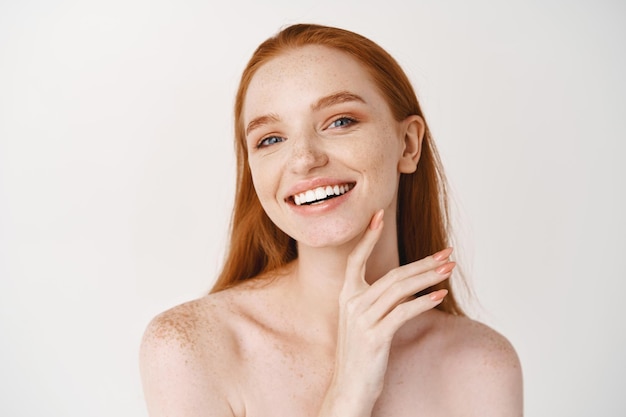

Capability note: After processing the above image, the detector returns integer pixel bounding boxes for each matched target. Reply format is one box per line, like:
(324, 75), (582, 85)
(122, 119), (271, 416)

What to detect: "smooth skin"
(140, 46), (523, 417)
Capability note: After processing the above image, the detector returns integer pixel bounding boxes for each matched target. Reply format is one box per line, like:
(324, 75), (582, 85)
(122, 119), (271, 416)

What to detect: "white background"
(1, 0), (625, 416)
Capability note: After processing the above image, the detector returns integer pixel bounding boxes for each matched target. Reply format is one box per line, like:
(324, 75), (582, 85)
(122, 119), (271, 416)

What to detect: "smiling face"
(243, 45), (422, 249)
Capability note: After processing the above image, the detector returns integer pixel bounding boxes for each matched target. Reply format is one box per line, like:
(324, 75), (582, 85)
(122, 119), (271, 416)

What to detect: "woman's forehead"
(243, 45), (379, 120)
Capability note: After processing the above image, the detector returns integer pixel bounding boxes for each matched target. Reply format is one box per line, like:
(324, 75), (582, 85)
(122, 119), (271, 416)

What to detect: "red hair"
(211, 23), (464, 315)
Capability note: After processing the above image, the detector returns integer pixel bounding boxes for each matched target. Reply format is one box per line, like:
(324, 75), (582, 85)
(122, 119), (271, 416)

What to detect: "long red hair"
(210, 23), (464, 315)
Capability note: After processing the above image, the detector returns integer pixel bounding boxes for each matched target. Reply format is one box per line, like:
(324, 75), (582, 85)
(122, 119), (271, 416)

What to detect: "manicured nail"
(435, 261), (456, 275)
(369, 209), (384, 230)
(433, 247), (453, 261)
(430, 289), (448, 302)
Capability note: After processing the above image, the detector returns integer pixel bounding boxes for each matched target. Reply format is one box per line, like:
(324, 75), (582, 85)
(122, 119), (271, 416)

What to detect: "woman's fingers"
(365, 261), (455, 322)
(341, 209), (385, 296)
(341, 209), (455, 331)
(356, 247), (453, 310)
(378, 289), (448, 338)
(369, 247), (453, 294)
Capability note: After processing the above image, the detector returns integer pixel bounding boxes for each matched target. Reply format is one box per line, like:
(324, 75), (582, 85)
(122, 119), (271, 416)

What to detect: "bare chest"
(233, 336), (449, 417)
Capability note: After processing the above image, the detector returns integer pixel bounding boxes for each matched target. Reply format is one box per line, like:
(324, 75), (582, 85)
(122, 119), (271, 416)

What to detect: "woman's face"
(243, 45), (420, 248)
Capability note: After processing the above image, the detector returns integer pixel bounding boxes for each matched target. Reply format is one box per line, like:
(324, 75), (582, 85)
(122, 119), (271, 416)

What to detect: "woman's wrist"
(317, 382), (378, 417)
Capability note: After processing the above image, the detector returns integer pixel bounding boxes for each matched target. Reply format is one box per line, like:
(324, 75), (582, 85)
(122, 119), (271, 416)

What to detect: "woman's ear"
(398, 115), (425, 174)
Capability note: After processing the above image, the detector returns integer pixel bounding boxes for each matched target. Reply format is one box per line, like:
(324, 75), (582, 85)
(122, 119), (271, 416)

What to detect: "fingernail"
(430, 289), (448, 302)
(435, 261), (456, 275)
(369, 209), (384, 230)
(433, 247), (453, 261)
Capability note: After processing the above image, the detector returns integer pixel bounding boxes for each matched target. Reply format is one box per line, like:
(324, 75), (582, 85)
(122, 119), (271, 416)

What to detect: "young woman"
(140, 23), (523, 417)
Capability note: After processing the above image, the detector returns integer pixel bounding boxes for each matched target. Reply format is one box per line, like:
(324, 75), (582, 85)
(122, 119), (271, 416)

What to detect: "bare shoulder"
(141, 295), (236, 359)
(440, 314), (522, 372)
(139, 291), (244, 417)
(436, 313), (523, 416)
(141, 294), (232, 354)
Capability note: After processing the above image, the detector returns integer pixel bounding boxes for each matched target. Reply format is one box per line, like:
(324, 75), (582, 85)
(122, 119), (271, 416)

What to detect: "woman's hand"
(318, 209), (455, 417)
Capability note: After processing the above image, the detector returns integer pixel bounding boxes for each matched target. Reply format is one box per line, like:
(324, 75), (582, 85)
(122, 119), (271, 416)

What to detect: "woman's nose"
(288, 135), (329, 174)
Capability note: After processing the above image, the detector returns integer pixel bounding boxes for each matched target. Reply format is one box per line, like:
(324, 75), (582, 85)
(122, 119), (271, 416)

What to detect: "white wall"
(1, 0), (624, 415)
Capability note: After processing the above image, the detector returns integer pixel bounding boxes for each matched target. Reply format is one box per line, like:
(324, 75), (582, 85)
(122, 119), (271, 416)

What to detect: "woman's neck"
(283, 219), (400, 345)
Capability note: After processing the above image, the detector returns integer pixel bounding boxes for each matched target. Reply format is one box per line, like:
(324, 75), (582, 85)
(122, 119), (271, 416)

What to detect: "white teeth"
(293, 183), (353, 206)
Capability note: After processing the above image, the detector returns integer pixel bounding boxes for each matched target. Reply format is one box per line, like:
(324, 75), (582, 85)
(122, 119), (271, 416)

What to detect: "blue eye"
(257, 135), (285, 148)
(329, 117), (356, 129)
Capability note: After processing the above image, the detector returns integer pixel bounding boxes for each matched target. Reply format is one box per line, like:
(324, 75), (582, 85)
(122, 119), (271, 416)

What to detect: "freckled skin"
(141, 276), (522, 417)
(150, 303), (202, 351)
(243, 45), (406, 249)
(139, 46), (523, 417)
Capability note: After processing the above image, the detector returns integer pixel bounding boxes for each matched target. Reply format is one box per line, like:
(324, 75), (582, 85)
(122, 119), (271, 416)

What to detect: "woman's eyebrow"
(246, 113), (280, 137)
(311, 91), (366, 112)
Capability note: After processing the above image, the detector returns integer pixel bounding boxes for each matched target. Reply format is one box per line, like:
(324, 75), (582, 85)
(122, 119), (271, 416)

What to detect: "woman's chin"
(294, 226), (365, 251)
